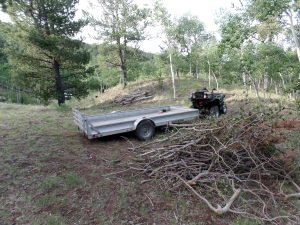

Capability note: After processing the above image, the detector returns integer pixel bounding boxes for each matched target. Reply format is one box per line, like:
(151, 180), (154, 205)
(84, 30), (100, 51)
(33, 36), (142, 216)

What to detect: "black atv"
(190, 88), (227, 117)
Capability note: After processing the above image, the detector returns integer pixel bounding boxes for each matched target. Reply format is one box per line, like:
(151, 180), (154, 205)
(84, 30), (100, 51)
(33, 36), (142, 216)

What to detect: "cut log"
(114, 91), (153, 105)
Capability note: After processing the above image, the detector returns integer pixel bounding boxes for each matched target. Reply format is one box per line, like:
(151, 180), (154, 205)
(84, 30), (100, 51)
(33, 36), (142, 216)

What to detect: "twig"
(102, 169), (130, 177)
(145, 194), (154, 208)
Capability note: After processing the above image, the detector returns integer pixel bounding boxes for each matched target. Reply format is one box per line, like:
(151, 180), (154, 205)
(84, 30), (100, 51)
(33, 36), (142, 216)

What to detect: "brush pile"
(114, 91), (152, 105)
(130, 114), (300, 224)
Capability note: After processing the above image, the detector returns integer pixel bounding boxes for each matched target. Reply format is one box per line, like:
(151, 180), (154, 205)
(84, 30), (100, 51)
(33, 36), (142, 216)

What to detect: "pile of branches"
(130, 114), (300, 224)
(114, 91), (152, 105)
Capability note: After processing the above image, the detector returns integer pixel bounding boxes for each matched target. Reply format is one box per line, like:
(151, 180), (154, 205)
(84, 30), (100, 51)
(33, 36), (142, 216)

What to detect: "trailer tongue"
(72, 106), (199, 141)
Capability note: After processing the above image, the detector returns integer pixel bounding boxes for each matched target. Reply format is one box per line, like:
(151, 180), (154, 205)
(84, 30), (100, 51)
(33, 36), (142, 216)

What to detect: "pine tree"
(5, 0), (90, 105)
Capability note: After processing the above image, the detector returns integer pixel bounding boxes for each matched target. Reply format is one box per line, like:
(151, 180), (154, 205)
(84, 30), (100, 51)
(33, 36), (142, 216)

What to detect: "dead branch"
(128, 113), (300, 223)
(177, 174), (241, 215)
(168, 122), (209, 128)
(285, 192), (300, 199)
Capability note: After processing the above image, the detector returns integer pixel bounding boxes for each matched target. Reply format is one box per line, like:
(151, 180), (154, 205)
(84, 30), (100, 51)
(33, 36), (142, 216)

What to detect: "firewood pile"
(129, 114), (300, 224)
(114, 91), (153, 105)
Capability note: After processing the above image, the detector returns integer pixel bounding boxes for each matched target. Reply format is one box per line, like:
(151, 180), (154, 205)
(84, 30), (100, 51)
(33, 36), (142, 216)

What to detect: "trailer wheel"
(209, 105), (220, 118)
(135, 120), (155, 141)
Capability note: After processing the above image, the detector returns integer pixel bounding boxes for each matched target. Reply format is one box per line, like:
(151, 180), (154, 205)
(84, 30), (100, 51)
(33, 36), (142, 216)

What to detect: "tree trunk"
(263, 74), (269, 90)
(207, 60), (211, 89)
(248, 73), (261, 103)
(169, 54), (176, 99)
(286, 8), (300, 63)
(279, 73), (286, 89)
(117, 38), (127, 88)
(176, 69), (179, 78)
(242, 72), (246, 87)
(211, 69), (219, 91)
(53, 59), (65, 105)
(119, 48), (127, 88)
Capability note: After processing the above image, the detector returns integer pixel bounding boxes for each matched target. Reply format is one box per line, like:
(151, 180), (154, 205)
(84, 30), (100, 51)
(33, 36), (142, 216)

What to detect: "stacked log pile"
(114, 91), (153, 105)
(129, 114), (300, 224)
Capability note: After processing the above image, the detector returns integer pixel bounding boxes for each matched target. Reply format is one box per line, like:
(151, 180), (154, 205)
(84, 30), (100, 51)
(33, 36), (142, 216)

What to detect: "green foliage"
(247, 0), (291, 21)
(218, 3), (300, 87)
(242, 42), (286, 76)
(4, 0), (91, 105)
(90, 0), (151, 87)
(171, 14), (206, 54)
(244, 0), (294, 42)
(154, 2), (214, 78)
(0, 22), (11, 83)
(3, 91), (38, 104)
(219, 13), (252, 51)
(86, 43), (163, 89)
(0, 0), (7, 11)
(296, 80), (300, 110)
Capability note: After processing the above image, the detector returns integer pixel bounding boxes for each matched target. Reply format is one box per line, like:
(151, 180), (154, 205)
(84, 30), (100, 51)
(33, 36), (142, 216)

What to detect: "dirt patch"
(273, 119), (300, 130)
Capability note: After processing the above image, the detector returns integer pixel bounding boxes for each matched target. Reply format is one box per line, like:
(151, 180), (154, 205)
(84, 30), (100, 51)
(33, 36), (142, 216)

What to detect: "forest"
(0, 0), (299, 105)
(0, 0), (300, 225)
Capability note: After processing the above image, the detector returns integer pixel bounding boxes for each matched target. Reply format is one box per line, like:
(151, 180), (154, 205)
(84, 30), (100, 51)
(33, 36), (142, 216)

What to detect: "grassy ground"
(0, 78), (299, 225)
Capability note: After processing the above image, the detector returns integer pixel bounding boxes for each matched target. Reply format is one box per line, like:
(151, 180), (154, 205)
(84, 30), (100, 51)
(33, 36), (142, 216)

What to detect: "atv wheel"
(135, 120), (155, 141)
(209, 105), (220, 118)
(221, 104), (227, 114)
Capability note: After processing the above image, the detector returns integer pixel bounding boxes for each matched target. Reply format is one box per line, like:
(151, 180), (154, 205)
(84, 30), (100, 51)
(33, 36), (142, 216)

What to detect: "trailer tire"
(135, 120), (155, 141)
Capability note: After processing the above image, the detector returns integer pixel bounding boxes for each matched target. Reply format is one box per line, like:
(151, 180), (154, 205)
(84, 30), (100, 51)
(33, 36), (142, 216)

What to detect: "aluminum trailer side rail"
(72, 106), (199, 140)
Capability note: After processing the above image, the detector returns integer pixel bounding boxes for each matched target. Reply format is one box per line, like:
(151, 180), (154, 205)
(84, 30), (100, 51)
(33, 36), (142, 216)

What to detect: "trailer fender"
(133, 118), (155, 130)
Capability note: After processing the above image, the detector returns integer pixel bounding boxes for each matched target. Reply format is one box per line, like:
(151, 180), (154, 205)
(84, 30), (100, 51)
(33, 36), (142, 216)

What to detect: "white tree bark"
(178, 175), (241, 215)
(279, 73), (286, 89)
(207, 60), (211, 89)
(242, 73), (246, 87)
(286, 8), (300, 63)
(169, 54), (176, 99)
(212, 70), (219, 91)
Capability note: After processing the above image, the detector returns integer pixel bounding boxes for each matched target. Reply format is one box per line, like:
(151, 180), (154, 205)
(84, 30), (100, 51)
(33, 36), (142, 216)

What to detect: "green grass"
(37, 194), (67, 209)
(0, 204), (11, 219)
(63, 172), (85, 189)
(232, 218), (262, 225)
(37, 195), (55, 208)
(39, 215), (66, 225)
(118, 186), (129, 209)
(40, 176), (62, 191)
(138, 204), (150, 217)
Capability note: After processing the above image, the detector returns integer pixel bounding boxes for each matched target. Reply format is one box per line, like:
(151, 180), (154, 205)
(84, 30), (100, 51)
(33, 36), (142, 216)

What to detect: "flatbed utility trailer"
(72, 106), (199, 141)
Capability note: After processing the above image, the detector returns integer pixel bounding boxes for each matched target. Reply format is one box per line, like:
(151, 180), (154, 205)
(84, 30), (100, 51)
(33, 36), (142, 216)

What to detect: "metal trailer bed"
(72, 106), (199, 140)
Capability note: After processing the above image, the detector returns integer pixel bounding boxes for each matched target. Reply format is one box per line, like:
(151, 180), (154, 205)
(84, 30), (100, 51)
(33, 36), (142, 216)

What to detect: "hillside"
(1, 79), (299, 225)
